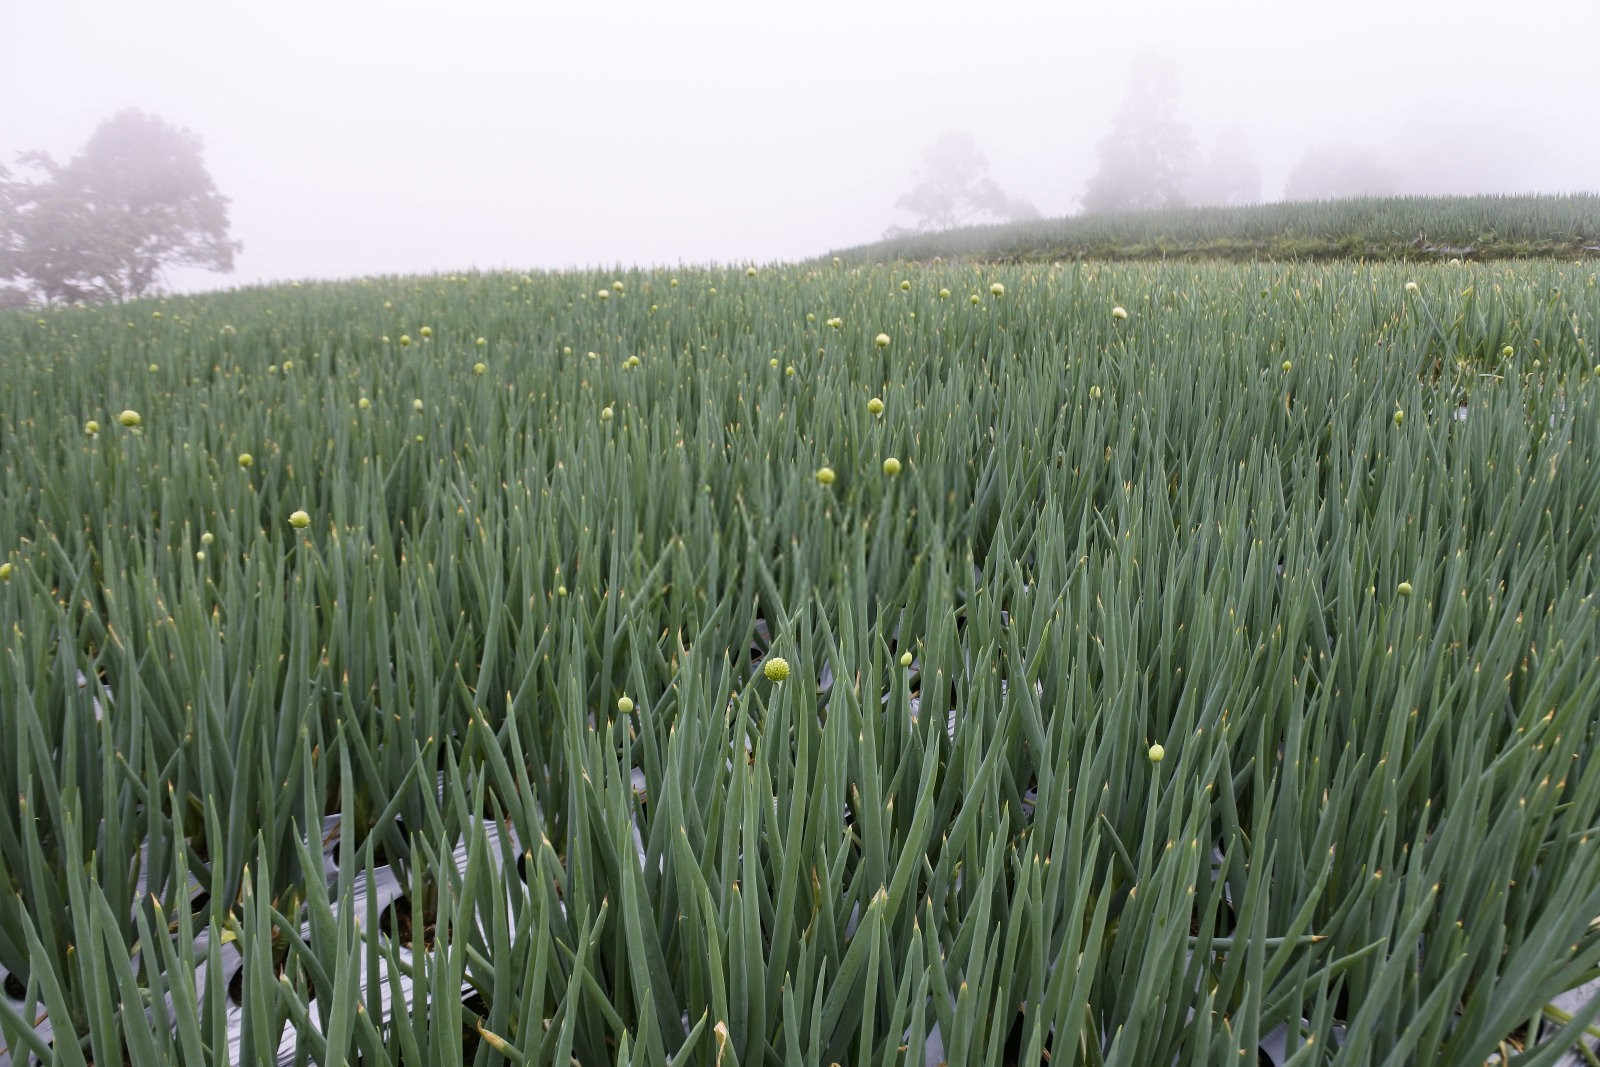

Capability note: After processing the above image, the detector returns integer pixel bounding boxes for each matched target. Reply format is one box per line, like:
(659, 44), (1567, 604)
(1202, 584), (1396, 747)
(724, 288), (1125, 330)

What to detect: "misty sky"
(5, 0), (1598, 293)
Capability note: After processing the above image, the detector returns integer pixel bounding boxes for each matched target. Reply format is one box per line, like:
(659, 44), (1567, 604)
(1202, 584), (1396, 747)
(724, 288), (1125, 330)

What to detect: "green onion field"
(840, 194), (1600, 265)
(2, 244), (1600, 1064)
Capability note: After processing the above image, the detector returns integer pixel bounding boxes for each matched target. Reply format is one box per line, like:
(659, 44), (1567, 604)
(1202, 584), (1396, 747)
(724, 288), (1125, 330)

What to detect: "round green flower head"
(1397, 581), (1414, 597)
(1500, 345), (1514, 358)
(601, 405), (615, 421)
(358, 396), (371, 409)
(939, 288), (951, 299)
(990, 282), (1005, 297)
(238, 452), (253, 468)
(118, 409), (142, 428)
(288, 509), (311, 530)
(747, 266), (758, 277)
(1148, 743), (1165, 763)
(419, 325), (432, 338)
(476, 336), (487, 346)
(882, 456), (902, 476)
(899, 651), (913, 667)
(399, 334), (412, 346)
(1405, 282), (1419, 294)
(900, 280), (911, 291)
(764, 656), (790, 682)
(413, 398), (424, 412)
(1281, 360), (1293, 372)
(867, 397), (884, 415)
(84, 419), (100, 436)
(617, 695), (634, 714)
(969, 293), (981, 305)
(1393, 409), (1405, 426)
(0, 562), (12, 582)
(473, 362), (487, 375)
(815, 466), (836, 486)
(874, 333), (891, 348)
(1111, 306), (1128, 320)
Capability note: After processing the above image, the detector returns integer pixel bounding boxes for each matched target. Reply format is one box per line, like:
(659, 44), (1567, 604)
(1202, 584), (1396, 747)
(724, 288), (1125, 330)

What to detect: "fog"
(5, 0), (1598, 293)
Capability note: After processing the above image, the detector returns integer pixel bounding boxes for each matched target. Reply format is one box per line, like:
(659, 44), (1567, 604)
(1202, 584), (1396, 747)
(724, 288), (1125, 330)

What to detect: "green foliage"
(837, 193), (1600, 266)
(0, 258), (1598, 1065)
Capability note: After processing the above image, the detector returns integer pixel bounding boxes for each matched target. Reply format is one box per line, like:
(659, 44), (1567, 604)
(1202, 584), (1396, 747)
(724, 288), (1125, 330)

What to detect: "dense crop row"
(1, 260), (1598, 1064)
(837, 194), (1600, 264)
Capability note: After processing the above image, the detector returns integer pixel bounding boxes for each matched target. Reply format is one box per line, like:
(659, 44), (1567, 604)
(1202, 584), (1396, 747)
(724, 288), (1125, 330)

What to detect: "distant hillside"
(831, 193), (1600, 264)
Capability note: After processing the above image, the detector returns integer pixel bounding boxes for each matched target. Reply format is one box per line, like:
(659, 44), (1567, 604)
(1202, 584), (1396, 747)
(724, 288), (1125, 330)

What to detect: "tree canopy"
(1080, 58), (1197, 215)
(0, 110), (239, 304)
(1283, 143), (1400, 202)
(1185, 127), (1263, 208)
(887, 132), (1040, 237)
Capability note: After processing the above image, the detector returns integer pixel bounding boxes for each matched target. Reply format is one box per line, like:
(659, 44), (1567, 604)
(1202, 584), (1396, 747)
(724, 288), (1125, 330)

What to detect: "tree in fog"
(1080, 57), (1197, 215)
(0, 110), (239, 304)
(887, 131), (1040, 237)
(1283, 143), (1399, 201)
(1185, 127), (1262, 207)
(0, 164), (25, 308)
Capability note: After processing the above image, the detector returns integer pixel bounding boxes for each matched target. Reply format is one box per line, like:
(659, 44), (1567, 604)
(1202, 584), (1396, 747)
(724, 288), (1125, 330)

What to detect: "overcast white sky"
(4, 0), (1598, 292)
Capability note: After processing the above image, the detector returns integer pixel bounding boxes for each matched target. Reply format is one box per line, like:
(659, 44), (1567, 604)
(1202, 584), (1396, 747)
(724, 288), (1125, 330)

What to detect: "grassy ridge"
(0, 260), (1598, 1064)
(834, 193), (1600, 264)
